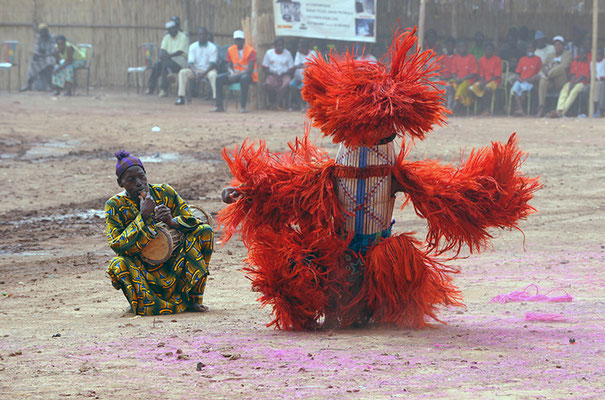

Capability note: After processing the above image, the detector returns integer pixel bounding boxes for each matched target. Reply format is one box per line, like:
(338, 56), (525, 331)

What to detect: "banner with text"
(273, 0), (376, 43)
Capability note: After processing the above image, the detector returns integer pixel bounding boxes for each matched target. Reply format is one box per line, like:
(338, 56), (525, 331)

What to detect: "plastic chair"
(127, 43), (155, 94)
(507, 86), (532, 116)
(0, 41), (21, 92)
(225, 81), (257, 110)
(74, 43), (94, 95)
(491, 60), (509, 114)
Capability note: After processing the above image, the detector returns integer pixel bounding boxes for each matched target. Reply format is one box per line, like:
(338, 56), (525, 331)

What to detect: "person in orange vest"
(212, 30), (258, 113)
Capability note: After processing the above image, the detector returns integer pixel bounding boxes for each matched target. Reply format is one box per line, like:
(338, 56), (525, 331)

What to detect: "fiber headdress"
(302, 27), (447, 147)
(115, 150), (145, 179)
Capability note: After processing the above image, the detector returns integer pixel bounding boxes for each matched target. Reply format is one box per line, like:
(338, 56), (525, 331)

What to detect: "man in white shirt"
(262, 37), (293, 110)
(592, 47), (605, 117)
(176, 27), (218, 105)
(146, 20), (189, 97)
(288, 40), (316, 111)
(534, 31), (555, 64)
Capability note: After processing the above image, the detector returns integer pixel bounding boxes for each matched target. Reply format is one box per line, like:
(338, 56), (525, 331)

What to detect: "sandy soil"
(0, 91), (604, 400)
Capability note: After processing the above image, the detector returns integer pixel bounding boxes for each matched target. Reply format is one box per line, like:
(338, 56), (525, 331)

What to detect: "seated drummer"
(105, 150), (213, 315)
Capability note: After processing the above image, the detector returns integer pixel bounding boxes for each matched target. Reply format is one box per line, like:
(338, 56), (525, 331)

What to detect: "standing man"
(175, 27), (218, 105)
(146, 20), (189, 97)
(262, 37), (294, 110)
(106, 151), (213, 315)
(212, 30), (257, 113)
(21, 23), (55, 92)
(535, 36), (572, 117)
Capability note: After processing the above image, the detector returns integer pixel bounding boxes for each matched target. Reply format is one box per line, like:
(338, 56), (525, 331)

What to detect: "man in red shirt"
(438, 36), (456, 110)
(550, 46), (590, 117)
(510, 42), (542, 116)
(470, 43), (502, 115)
(452, 40), (478, 112)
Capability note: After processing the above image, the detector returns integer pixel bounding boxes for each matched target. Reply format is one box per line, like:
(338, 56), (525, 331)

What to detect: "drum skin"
(141, 225), (181, 265)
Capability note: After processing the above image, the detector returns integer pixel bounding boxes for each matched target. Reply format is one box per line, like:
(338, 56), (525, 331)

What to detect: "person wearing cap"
(534, 30), (555, 64)
(105, 150), (214, 316)
(536, 35), (572, 117)
(21, 23), (55, 92)
(51, 35), (87, 96)
(262, 37), (294, 110)
(146, 20), (189, 97)
(175, 27), (218, 105)
(549, 46), (590, 118)
(212, 30), (257, 113)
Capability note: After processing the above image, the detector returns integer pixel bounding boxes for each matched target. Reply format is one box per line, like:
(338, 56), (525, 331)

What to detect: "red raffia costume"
(218, 29), (541, 331)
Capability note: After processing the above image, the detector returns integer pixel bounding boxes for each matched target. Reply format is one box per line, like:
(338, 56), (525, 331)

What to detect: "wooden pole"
(590, 0), (599, 118)
(451, 1), (457, 38)
(418, 0), (426, 48)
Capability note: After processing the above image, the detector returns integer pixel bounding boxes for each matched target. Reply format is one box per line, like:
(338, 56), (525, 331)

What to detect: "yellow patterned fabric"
(105, 183), (213, 315)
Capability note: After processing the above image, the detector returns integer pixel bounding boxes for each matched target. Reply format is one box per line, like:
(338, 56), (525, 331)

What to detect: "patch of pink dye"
(524, 313), (568, 322)
(490, 284), (573, 304)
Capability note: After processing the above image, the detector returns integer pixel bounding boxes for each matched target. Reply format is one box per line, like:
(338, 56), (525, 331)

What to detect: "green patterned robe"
(105, 183), (213, 315)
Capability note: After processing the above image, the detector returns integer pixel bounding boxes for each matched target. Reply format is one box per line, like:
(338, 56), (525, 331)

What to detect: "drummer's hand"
(139, 192), (155, 219)
(221, 187), (241, 204)
(155, 205), (174, 224)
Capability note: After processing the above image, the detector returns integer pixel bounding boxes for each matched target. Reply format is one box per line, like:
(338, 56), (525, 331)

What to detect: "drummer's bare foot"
(187, 303), (209, 312)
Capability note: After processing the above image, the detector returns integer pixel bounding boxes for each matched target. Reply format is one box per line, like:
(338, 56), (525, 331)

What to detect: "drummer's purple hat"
(115, 150), (145, 179)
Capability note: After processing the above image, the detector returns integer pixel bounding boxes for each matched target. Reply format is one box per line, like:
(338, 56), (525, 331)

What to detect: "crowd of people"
(427, 26), (605, 118)
(17, 20), (605, 118)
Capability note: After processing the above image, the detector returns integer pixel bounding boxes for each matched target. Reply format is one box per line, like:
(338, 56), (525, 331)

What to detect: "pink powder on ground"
(490, 284), (573, 304)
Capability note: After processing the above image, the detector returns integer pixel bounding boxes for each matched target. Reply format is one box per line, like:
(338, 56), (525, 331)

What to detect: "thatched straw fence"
(1, 0), (603, 91)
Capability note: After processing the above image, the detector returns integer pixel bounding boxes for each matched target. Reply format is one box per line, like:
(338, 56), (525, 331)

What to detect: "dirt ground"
(0, 90), (603, 400)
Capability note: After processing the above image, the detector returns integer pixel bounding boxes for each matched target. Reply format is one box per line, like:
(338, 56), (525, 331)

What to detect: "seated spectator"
(469, 32), (485, 61)
(591, 47), (605, 117)
(518, 26), (531, 53)
(536, 36), (572, 117)
(534, 30), (555, 64)
(438, 36), (457, 110)
(146, 21), (189, 97)
(451, 40), (478, 112)
(499, 27), (525, 86)
(175, 27), (217, 105)
(566, 26), (587, 59)
(549, 46), (590, 118)
(510, 42), (542, 116)
(470, 43), (502, 115)
(354, 43), (378, 62)
(424, 29), (440, 53)
(288, 40), (317, 111)
(262, 37), (294, 110)
(51, 35), (86, 96)
(21, 23), (55, 92)
(212, 30), (257, 113)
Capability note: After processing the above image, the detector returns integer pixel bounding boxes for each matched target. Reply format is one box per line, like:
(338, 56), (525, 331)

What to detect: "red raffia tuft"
(346, 233), (462, 329)
(217, 133), (353, 330)
(243, 227), (350, 330)
(302, 27), (448, 147)
(393, 133), (543, 255)
(217, 133), (345, 247)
